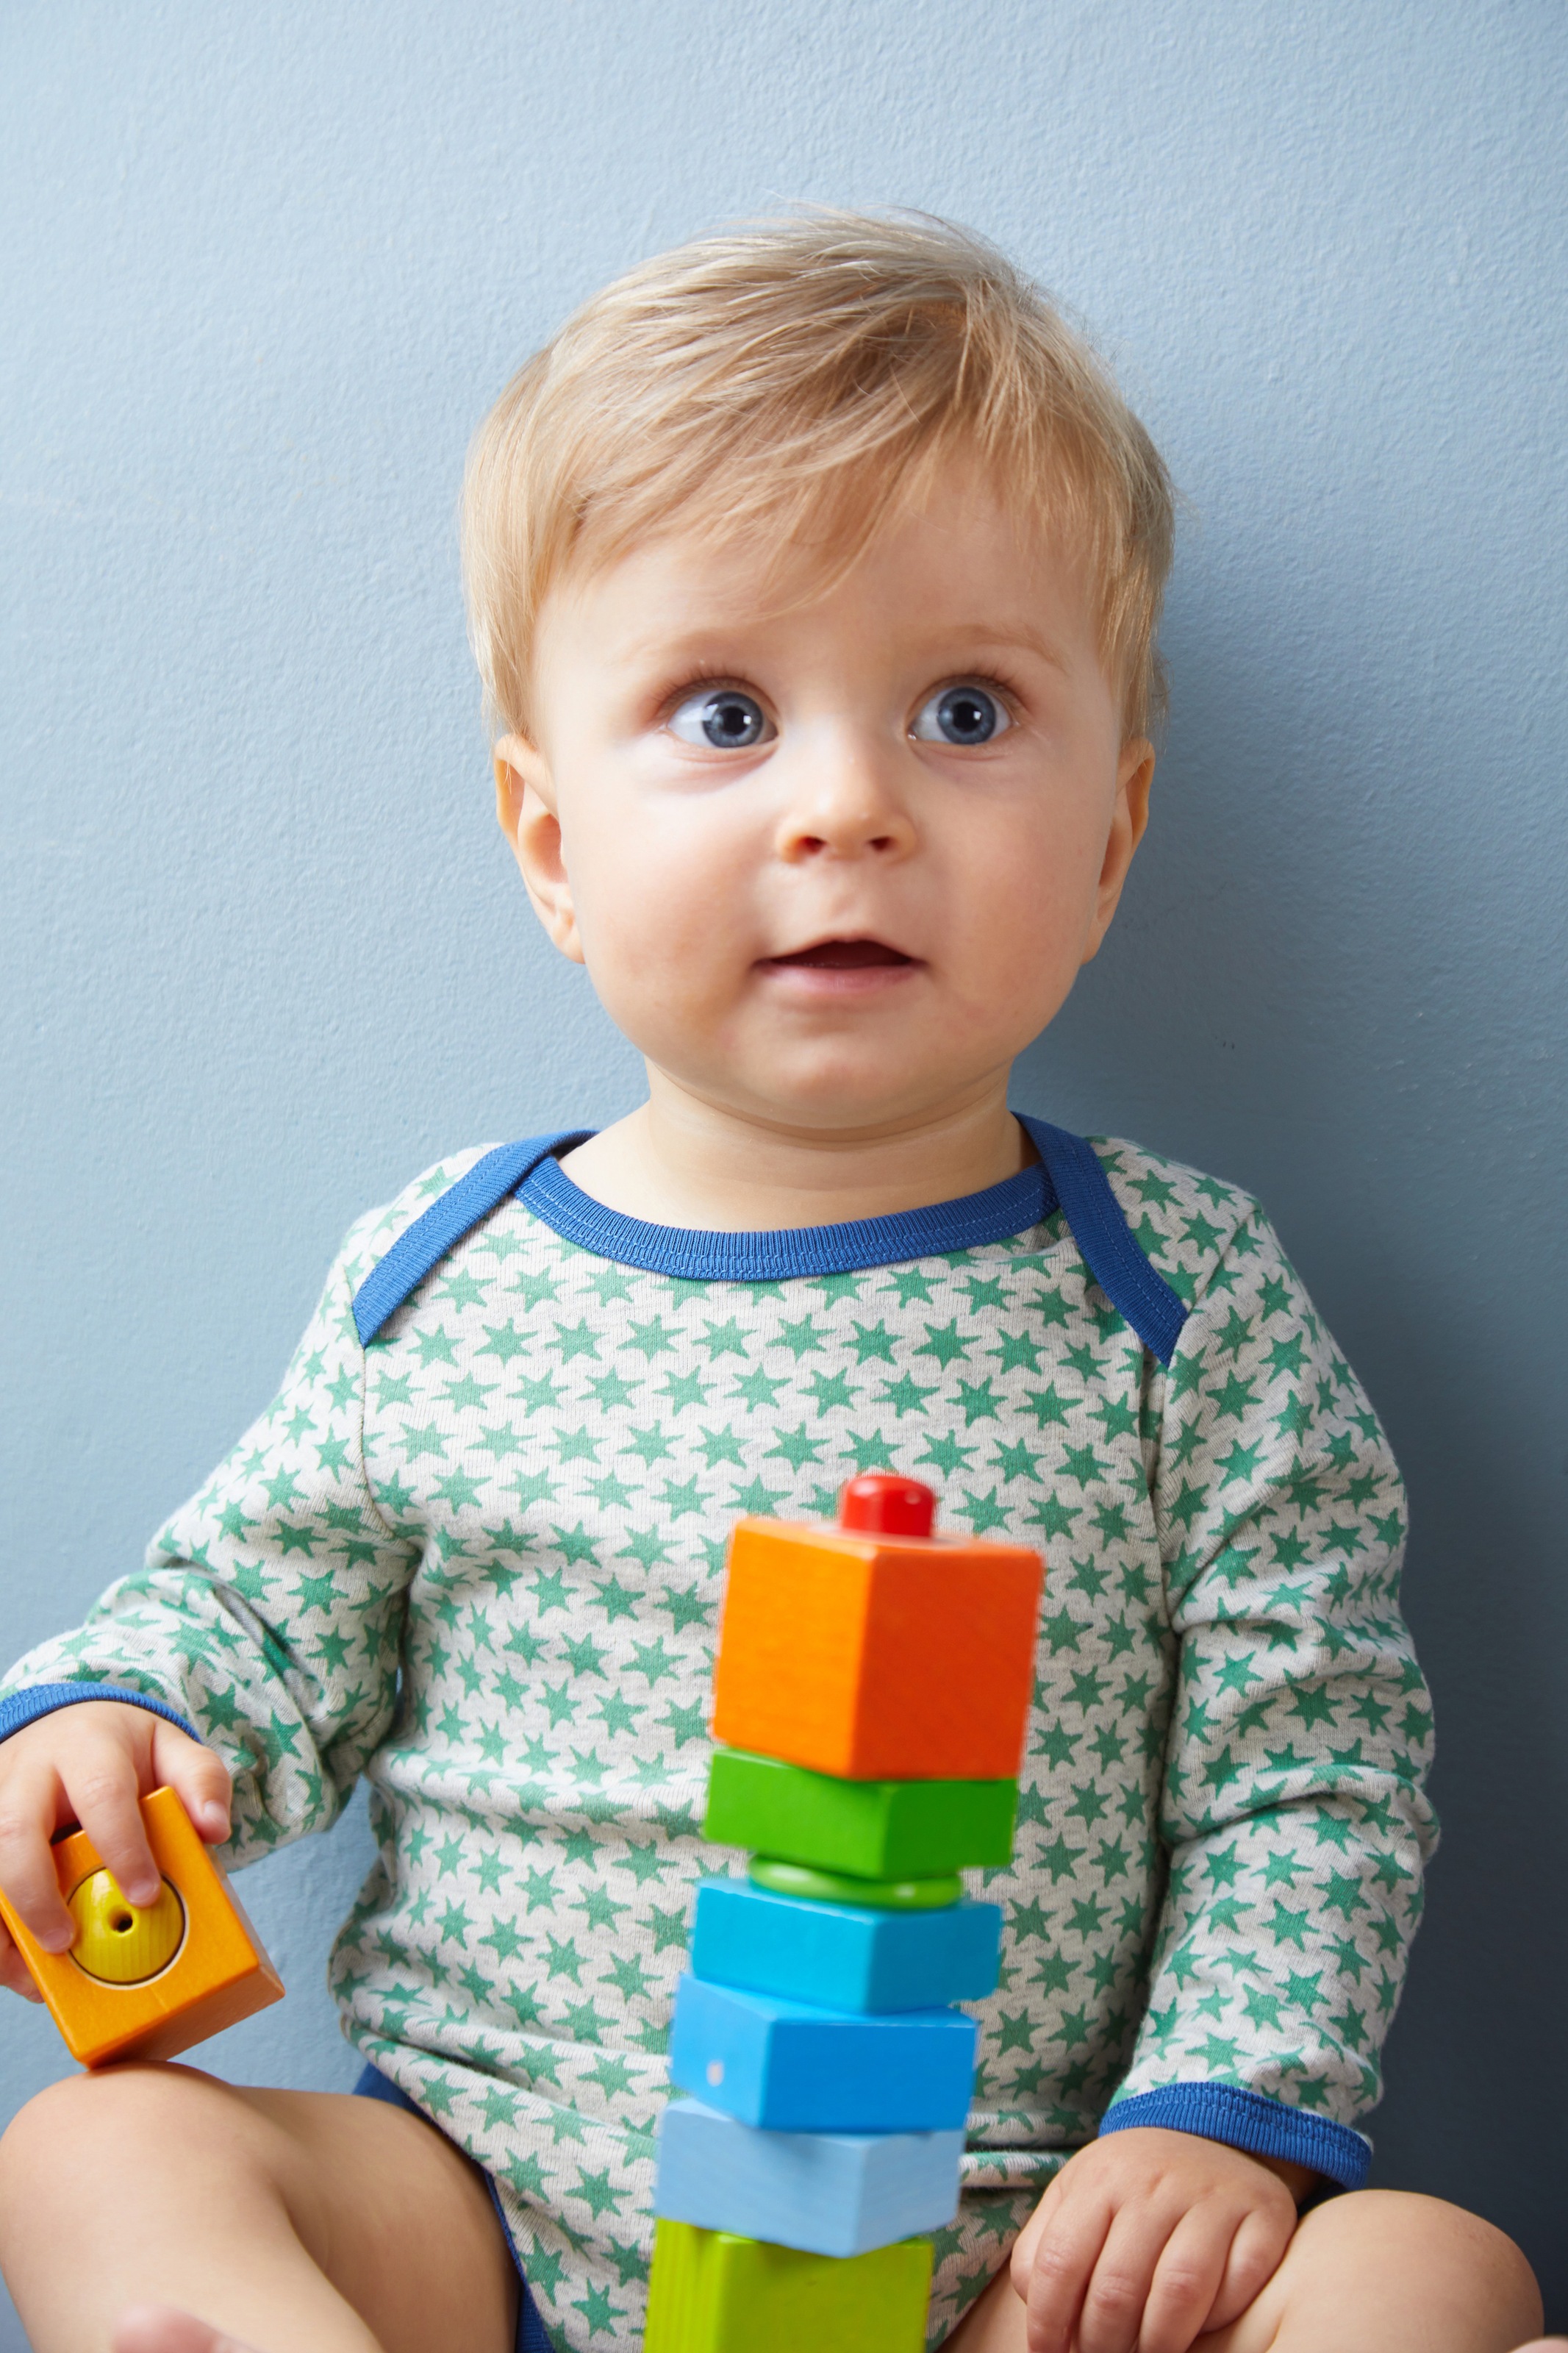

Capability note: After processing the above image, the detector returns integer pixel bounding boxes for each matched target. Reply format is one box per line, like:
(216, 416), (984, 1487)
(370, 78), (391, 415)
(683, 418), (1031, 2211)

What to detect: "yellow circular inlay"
(67, 1870), (186, 1985)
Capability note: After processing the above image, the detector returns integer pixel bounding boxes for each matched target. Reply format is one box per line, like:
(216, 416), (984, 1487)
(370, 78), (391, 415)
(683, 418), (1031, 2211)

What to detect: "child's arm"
(1120, 1192), (1433, 2162)
(0, 1213), (422, 1963)
(1012, 1174), (1434, 2346)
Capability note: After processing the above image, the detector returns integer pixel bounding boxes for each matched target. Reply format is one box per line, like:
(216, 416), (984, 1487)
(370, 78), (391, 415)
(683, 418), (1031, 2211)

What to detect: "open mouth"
(765, 938), (915, 970)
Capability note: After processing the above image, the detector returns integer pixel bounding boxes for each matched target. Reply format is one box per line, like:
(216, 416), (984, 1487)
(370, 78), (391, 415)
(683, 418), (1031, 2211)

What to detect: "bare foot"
(113, 2306), (264, 2353)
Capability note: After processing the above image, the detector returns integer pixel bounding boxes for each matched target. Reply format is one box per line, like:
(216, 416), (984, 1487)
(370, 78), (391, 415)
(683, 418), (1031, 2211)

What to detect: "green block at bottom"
(644, 2218), (932, 2353)
(705, 1746), (1017, 1877)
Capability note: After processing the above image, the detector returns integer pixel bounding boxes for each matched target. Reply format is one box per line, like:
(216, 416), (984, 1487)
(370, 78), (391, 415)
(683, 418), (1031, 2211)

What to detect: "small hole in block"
(66, 1871), (187, 1985)
(705, 2060), (724, 2087)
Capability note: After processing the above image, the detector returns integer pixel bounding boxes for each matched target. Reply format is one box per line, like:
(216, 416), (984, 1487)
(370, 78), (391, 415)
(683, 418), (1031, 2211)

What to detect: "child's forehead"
(543, 458), (1098, 653)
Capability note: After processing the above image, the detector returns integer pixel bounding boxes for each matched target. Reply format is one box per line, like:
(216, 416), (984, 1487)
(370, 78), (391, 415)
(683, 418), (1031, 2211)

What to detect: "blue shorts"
(354, 2063), (554, 2353)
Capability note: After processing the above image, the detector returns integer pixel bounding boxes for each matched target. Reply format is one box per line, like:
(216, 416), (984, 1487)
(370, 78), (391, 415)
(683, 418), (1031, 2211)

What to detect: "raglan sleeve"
(0, 1212), (422, 1863)
(1100, 1196), (1437, 2188)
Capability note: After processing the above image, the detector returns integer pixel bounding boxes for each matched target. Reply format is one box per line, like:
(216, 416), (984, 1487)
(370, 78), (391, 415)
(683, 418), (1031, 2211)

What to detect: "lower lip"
(756, 958), (921, 999)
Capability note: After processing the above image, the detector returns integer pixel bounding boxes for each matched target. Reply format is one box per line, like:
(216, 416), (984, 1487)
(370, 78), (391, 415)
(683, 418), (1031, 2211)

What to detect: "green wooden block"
(706, 1748), (1017, 1877)
(748, 1857), (962, 1909)
(644, 2217), (931, 2353)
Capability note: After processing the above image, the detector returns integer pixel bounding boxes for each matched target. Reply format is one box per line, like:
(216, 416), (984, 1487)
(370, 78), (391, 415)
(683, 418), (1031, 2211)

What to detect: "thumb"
(148, 1720), (233, 1845)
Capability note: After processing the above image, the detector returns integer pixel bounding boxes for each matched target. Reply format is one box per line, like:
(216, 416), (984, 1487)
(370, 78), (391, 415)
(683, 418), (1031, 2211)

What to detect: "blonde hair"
(462, 210), (1175, 740)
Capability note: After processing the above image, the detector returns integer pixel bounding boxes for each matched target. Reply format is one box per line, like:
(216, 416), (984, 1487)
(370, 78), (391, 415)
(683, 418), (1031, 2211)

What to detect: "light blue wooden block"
(690, 1877), (1002, 2012)
(654, 2097), (965, 2257)
(669, 1974), (977, 2132)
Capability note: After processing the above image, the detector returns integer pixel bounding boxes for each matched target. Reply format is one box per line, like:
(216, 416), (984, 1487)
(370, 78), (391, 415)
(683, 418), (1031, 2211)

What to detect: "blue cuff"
(0, 1682), (199, 1746)
(1098, 2083), (1370, 2190)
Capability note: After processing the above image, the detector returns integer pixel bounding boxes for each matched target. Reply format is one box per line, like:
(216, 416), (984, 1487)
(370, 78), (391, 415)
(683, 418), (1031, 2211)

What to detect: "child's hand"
(1009, 2126), (1305, 2353)
(0, 1702), (231, 1999)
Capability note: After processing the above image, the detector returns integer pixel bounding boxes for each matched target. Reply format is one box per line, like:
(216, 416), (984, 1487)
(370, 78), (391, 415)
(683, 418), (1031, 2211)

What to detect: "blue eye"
(912, 684), (1010, 746)
(668, 688), (772, 749)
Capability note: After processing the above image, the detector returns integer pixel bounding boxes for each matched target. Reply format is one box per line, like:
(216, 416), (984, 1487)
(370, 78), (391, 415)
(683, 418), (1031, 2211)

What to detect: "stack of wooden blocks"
(646, 1473), (1045, 2352)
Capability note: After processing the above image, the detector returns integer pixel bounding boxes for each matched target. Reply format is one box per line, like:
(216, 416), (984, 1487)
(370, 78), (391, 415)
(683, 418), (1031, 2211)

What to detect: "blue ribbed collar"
(518, 1146), (1059, 1282)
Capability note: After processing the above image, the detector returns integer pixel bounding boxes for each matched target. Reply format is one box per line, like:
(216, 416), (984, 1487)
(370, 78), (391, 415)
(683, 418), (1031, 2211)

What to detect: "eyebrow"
(604, 618), (1079, 680)
(937, 623), (1076, 677)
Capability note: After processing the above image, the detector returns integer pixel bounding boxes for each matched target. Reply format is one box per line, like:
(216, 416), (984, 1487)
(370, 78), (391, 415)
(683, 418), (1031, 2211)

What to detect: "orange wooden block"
(0, 1785), (283, 2068)
(711, 1478), (1044, 1781)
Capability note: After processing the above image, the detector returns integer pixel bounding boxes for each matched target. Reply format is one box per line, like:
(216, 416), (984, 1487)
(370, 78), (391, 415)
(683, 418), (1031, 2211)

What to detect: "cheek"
(563, 795), (758, 985)
(949, 801), (1106, 976)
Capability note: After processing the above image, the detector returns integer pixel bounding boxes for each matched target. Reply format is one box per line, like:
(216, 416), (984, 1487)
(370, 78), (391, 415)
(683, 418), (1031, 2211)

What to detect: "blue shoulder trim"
(0, 1683), (199, 1745)
(351, 1135), (588, 1343)
(1099, 2082), (1370, 2190)
(1020, 1119), (1189, 1367)
(350, 1121), (1189, 1362)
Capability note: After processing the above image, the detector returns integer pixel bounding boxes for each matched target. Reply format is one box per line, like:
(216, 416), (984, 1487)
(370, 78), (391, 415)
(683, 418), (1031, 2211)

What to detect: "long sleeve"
(1103, 1194), (1436, 2183)
(0, 1227), (421, 1863)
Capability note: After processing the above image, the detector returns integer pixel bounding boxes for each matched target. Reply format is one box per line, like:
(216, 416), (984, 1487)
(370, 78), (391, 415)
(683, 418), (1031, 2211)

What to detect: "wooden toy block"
(643, 2217), (931, 2353)
(705, 1746), (1018, 1877)
(710, 1477), (1042, 1780)
(0, 1785), (283, 2067)
(669, 1974), (976, 2132)
(690, 1877), (1002, 2013)
(655, 2096), (963, 2256)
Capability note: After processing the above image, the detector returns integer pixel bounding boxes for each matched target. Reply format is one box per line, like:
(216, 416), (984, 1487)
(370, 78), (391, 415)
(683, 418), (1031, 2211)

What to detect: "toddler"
(0, 212), (1542, 2353)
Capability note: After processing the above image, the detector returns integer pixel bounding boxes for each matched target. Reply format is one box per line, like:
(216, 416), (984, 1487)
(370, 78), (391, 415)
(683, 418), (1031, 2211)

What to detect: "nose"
(773, 727), (916, 865)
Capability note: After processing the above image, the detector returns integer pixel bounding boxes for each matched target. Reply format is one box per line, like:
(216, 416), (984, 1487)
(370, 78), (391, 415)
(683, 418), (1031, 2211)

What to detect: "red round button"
(838, 1474), (937, 1538)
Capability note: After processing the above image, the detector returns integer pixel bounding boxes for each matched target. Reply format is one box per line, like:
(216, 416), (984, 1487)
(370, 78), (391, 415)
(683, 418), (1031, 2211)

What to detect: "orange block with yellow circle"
(710, 1477), (1045, 1782)
(0, 1784), (283, 2068)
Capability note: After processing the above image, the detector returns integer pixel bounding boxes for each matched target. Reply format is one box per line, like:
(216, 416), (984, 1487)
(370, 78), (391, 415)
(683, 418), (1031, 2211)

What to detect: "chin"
(741, 1070), (933, 1133)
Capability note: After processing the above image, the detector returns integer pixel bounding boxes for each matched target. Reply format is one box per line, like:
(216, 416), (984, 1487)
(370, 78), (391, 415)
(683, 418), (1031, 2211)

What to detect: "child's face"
(497, 463), (1152, 1140)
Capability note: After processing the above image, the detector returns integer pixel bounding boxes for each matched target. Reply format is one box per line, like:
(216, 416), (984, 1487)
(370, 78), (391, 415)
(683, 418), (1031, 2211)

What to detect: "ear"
(494, 734), (584, 965)
(1081, 737), (1155, 963)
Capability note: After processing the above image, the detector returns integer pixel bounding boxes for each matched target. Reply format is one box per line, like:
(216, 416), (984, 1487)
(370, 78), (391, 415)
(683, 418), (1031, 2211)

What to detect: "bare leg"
(0, 2063), (518, 2353)
(115, 2314), (268, 2353)
(945, 2188), (1542, 2353)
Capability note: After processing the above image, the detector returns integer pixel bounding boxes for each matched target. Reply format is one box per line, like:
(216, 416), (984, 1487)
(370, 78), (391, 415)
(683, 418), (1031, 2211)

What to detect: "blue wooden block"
(669, 1974), (977, 2132)
(654, 2097), (964, 2257)
(690, 1877), (1001, 2013)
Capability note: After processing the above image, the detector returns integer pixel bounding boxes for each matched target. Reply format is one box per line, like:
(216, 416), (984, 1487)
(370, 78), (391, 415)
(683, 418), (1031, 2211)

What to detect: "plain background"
(2, 1), (1565, 2338)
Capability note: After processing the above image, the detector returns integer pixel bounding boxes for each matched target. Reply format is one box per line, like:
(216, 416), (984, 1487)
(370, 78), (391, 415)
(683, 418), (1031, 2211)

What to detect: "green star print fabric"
(2, 1139), (1436, 2349)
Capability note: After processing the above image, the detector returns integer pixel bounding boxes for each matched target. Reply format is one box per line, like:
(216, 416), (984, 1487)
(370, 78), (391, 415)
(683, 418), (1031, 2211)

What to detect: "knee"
(1363, 2188), (1537, 2292)
(1, 2068), (107, 2179)
(1309, 2190), (1542, 2338)
(3, 2068), (132, 2198)
(0, 2064), (228, 2217)
(1430, 2199), (1543, 2335)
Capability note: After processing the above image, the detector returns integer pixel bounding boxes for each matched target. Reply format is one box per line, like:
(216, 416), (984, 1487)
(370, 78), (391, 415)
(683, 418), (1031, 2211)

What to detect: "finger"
(1010, 2169), (1068, 2294)
(62, 1738), (162, 1908)
(0, 1761), (80, 1950)
(113, 2304), (264, 2353)
(0, 1920), (44, 2002)
(150, 1721), (232, 1844)
(1136, 2203), (1236, 2353)
(1075, 2202), (1173, 2353)
(1208, 2196), (1295, 2330)
(1021, 2185), (1115, 2353)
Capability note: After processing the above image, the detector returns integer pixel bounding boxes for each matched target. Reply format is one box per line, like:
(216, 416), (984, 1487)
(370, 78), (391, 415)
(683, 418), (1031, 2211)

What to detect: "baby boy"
(0, 212), (1541, 2353)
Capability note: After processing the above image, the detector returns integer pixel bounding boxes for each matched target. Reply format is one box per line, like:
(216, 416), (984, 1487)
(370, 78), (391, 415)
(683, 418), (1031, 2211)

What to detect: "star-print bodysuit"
(0, 1128), (1436, 2351)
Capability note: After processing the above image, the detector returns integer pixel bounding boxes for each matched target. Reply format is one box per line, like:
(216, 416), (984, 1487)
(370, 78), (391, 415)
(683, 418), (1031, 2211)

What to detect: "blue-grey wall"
(3, 2), (1564, 2339)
